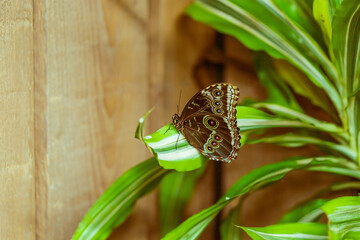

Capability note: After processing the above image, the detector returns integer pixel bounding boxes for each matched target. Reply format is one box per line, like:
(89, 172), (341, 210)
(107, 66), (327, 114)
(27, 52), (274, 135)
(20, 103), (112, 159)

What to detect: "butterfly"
(172, 83), (241, 163)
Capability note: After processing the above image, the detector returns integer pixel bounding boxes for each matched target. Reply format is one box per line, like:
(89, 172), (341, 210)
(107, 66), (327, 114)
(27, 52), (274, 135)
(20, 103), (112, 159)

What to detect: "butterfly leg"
(163, 124), (173, 134)
(175, 132), (181, 150)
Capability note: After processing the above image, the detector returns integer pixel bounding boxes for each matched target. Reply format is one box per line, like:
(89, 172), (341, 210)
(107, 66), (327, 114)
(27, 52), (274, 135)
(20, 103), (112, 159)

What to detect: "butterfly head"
(172, 113), (183, 132)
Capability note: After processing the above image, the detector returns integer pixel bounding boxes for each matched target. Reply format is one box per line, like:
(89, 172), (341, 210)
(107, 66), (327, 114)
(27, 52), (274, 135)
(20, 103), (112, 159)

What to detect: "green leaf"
(279, 182), (360, 224)
(272, 59), (338, 118)
(278, 199), (329, 223)
(241, 223), (328, 240)
(303, 0), (314, 9)
(308, 165), (360, 179)
(221, 202), (243, 240)
(332, 0), (360, 96)
(251, 103), (346, 138)
(328, 0), (344, 19)
(236, 106), (344, 137)
(253, 52), (302, 111)
(355, 95), (360, 165)
(329, 181), (360, 192)
(322, 196), (360, 239)
(72, 157), (168, 240)
(159, 165), (206, 237)
(247, 133), (355, 160)
(135, 108), (154, 142)
(163, 156), (359, 239)
(186, 0), (342, 113)
(332, 0), (360, 163)
(144, 125), (206, 171)
(345, 96), (360, 154)
(313, 0), (333, 46)
(237, 106), (312, 132)
(313, 0), (344, 49)
(274, 0), (326, 48)
(224, 156), (359, 199)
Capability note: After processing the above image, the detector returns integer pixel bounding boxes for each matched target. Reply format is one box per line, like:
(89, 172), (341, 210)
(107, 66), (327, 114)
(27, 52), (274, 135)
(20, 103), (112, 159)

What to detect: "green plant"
(72, 0), (360, 239)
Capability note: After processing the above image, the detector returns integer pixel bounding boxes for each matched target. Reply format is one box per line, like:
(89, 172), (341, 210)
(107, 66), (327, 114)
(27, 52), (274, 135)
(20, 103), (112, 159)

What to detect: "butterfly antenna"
(177, 89), (182, 114)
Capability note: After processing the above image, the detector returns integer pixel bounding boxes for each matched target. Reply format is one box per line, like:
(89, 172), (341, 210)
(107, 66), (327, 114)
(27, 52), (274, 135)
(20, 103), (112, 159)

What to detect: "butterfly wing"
(180, 83), (239, 121)
(179, 83), (241, 162)
(182, 114), (241, 162)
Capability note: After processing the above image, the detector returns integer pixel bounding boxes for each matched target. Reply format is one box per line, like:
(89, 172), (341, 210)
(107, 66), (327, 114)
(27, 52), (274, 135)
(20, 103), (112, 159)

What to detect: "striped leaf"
(186, 0), (342, 113)
(159, 165), (206, 236)
(220, 198), (244, 240)
(274, 0), (325, 46)
(279, 182), (360, 224)
(332, 0), (360, 96)
(250, 103), (346, 138)
(313, 0), (344, 47)
(144, 124), (206, 171)
(236, 106), (346, 143)
(72, 157), (168, 240)
(253, 52), (303, 112)
(322, 196), (360, 239)
(162, 157), (360, 239)
(332, 0), (360, 161)
(134, 108), (153, 143)
(271, 59), (337, 118)
(241, 223), (328, 240)
(313, 0), (333, 46)
(247, 133), (356, 161)
(278, 199), (329, 223)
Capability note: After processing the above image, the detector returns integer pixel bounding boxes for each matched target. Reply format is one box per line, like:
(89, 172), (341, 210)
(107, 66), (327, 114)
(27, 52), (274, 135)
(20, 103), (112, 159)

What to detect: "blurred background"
(1, 1), (349, 239)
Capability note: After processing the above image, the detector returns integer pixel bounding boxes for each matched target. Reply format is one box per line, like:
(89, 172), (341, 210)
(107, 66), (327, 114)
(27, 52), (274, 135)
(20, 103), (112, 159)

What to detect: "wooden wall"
(1, 1), (35, 239)
(1, 1), (344, 240)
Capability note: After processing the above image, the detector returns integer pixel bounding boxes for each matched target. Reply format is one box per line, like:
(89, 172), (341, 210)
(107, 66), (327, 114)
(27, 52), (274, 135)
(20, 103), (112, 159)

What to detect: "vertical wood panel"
(34, 0), (149, 239)
(0, 1), (35, 239)
(34, 1), (48, 238)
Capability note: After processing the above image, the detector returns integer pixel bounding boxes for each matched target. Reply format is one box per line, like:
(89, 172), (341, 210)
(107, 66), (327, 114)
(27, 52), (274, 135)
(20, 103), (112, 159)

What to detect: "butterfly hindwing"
(182, 113), (240, 162)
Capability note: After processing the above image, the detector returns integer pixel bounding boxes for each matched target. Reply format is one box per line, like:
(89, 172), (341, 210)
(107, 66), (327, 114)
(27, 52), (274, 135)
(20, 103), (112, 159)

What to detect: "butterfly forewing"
(174, 83), (241, 162)
(180, 84), (238, 120)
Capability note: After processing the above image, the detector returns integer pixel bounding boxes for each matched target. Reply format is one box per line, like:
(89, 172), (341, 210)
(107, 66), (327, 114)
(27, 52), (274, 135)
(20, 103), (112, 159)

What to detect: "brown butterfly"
(172, 83), (241, 163)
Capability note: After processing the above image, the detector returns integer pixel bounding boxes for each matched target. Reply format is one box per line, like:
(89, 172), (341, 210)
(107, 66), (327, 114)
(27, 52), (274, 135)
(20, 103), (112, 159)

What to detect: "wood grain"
(0, 1), (35, 239)
(33, 0), (150, 239)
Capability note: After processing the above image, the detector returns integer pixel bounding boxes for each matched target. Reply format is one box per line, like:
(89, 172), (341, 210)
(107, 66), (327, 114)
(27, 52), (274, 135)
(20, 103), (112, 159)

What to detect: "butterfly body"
(172, 83), (241, 163)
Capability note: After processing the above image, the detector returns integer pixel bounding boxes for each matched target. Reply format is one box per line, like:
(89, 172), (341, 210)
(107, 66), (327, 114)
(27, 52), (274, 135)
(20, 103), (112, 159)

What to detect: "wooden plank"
(0, 1), (35, 239)
(33, 1), (48, 239)
(33, 0), (150, 239)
